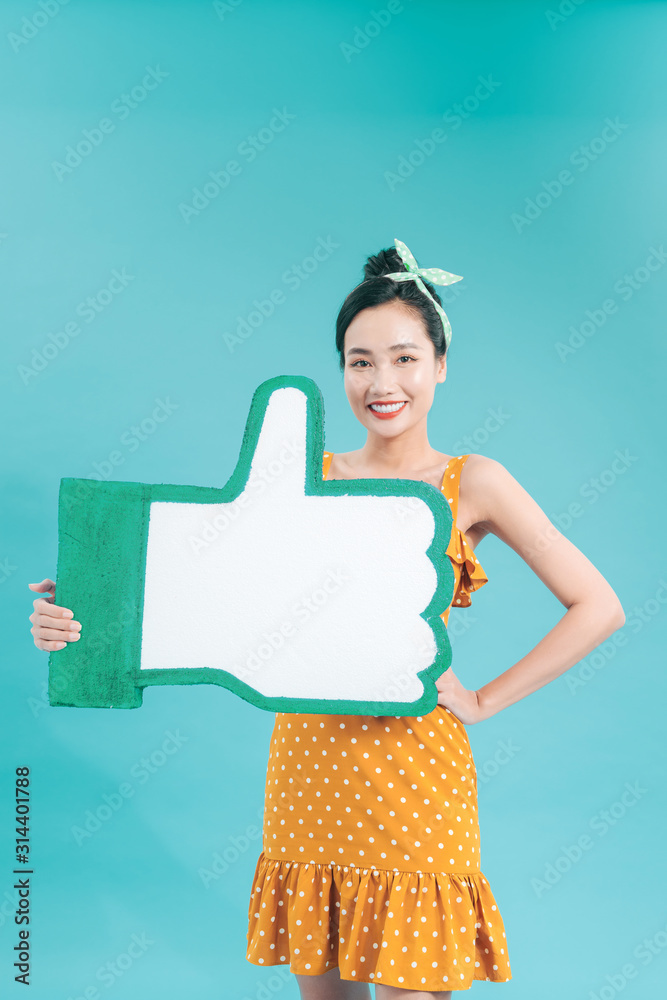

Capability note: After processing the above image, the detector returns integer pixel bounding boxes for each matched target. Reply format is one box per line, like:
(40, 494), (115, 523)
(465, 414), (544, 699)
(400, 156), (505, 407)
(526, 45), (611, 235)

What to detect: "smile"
(368, 401), (407, 418)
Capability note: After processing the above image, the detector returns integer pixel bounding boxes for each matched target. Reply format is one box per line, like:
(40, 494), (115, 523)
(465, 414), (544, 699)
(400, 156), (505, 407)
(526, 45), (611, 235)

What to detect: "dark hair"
(335, 246), (447, 372)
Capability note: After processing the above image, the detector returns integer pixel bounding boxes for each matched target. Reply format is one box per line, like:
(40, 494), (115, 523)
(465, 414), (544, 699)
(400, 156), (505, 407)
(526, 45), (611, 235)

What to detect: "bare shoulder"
(459, 453), (624, 615)
(459, 452), (552, 537)
(457, 453), (510, 534)
(460, 453), (510, 487)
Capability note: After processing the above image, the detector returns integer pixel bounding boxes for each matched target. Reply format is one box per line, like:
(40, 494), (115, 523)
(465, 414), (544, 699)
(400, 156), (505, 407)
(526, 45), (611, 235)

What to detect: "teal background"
(1, 0), (665, 997)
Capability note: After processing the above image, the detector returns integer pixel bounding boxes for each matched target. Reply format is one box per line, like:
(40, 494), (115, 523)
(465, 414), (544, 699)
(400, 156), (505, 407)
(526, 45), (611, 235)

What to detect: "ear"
(436, 354), (447, 383)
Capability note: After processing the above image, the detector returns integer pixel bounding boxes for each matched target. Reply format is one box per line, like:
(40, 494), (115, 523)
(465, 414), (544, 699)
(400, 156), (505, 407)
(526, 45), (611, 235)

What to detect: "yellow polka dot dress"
(246, 453), (512, 990)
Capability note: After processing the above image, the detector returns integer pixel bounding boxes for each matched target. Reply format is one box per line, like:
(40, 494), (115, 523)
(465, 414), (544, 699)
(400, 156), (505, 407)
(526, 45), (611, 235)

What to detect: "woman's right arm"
(28, 579), (82, 651)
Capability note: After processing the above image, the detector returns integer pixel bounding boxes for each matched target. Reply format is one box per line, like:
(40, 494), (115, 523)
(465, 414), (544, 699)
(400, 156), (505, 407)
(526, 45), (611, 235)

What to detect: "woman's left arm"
(436, 455), (626, 724)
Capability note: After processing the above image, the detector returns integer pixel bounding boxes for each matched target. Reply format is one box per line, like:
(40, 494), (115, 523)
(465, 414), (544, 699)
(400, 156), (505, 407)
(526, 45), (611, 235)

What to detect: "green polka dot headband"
(384, 238), (463, 349)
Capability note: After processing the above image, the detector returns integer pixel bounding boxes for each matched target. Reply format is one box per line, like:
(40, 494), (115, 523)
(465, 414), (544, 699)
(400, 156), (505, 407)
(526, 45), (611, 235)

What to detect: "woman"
(29, 241), (625, 998)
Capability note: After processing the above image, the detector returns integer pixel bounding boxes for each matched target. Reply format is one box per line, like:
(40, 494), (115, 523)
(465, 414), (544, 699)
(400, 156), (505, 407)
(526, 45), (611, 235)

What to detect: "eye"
(350, 355), (416, 368)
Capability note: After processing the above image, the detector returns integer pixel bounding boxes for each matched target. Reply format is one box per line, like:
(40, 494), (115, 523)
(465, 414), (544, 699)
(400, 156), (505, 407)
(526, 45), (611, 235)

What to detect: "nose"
(369, 366), (400, 395)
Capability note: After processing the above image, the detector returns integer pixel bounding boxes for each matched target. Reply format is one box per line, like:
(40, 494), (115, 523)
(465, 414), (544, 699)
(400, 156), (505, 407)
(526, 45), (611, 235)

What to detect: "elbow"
(606, 599), (626, 632)
(590, 600), (626, 645)
(595, 583), (626, 633)
(568, 595), (626, 635)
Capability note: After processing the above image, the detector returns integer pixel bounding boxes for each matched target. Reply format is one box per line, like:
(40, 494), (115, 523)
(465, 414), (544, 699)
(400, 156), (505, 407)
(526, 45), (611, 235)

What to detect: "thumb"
(28, 578), (56, 594)
(241, 376), (314, 498)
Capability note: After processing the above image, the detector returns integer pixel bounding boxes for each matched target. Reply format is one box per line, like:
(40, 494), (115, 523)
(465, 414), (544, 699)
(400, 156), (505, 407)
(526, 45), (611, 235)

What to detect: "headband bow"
(384, 238), (463, 349)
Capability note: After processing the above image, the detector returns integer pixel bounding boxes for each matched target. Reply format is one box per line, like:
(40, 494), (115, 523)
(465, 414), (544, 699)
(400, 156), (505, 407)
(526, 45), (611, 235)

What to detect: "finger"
(30, 613), (80, 631)
(32, 625), (80, 642)
(28, 578), (56, 594)
(34, 638), (68, 652)
(32, 596), (73, 618)
(32, 595), (55, 610)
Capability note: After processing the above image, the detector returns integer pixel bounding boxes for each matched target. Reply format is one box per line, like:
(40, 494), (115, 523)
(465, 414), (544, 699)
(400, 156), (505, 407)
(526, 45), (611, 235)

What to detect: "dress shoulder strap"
(440, 455), (470, 526)
(322, 451), (334, 480)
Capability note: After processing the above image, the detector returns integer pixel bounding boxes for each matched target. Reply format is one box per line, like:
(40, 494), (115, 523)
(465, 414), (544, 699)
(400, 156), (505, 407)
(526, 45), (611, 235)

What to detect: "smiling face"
(342, 300), (447, 437)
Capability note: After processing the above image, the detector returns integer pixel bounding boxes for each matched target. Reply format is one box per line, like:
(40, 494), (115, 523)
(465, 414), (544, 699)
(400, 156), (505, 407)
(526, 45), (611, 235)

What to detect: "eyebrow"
(346, 341), (423, 357)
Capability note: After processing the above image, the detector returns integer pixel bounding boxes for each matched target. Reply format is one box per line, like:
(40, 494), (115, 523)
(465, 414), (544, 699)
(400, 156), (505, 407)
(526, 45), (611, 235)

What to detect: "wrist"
(474, 687), (499, 722)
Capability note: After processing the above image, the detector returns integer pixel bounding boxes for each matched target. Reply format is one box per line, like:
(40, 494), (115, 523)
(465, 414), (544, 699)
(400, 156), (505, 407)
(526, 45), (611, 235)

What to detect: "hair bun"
(336, 244), (448, 370)
(362, 247), (406, 280)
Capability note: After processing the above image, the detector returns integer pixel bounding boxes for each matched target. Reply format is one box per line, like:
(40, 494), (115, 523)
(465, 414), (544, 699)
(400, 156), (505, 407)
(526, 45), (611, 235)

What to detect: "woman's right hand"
(28, 579), (82, 651)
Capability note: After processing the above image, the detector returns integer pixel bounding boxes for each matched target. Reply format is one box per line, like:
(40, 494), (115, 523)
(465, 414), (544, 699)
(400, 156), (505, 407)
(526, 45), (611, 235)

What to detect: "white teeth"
(370, 401), (406, 413)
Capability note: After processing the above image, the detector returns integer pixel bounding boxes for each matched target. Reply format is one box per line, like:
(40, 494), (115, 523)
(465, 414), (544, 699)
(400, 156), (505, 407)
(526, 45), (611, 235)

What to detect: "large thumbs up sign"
(48, 375), (455, 715)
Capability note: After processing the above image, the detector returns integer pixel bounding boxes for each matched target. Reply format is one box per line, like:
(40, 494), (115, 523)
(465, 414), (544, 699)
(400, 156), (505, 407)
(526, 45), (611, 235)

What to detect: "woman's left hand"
(435, 667), (485, 725)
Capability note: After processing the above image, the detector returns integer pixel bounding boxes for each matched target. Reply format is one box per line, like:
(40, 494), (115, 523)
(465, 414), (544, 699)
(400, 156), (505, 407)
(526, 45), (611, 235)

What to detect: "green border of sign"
(48, 374), (454, 714)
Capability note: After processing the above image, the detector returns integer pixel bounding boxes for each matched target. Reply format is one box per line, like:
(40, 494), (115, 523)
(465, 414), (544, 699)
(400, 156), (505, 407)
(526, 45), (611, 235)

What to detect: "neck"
(358, 422), (439, 476)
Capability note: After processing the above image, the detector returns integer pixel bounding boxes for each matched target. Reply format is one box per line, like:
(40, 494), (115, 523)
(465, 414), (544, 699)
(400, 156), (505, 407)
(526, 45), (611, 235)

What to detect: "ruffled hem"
(446, 528), (489, 609)
(246, 853), (511, 990)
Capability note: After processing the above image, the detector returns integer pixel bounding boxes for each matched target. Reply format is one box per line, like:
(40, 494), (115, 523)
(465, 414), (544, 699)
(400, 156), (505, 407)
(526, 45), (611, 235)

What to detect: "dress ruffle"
(246, 853), (511, 990)
(446, 527), (489, 609)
